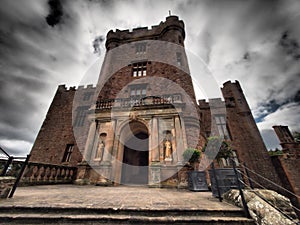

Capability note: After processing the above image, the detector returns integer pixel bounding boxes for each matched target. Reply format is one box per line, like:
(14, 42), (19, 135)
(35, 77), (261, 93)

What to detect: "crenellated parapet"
(105, 16), (185, 50)
(58, 84), (96, 92)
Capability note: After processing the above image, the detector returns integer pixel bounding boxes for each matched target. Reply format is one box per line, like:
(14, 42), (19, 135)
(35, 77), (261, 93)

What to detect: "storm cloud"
(0, 0), (299, 156)
(46, 0), (64, 27)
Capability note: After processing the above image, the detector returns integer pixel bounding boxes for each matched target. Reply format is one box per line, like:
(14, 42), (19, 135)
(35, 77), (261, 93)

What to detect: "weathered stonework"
(224, 189), (299, 225)
(199, 81), (282, 191)
(272, 125), (300, 218)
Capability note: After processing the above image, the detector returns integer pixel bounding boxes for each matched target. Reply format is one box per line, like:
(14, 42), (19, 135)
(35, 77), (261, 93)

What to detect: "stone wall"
(29, 85), (95, 167)
(272, 125), (300, 218)
(199, 81), (282, 191)
(106, 15), (185, 50)
(271, 155), (300, 218)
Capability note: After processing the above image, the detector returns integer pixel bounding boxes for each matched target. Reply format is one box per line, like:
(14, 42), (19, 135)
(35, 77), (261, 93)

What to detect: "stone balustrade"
(21, 162), (77, 185)
(96, 94), (183, 110)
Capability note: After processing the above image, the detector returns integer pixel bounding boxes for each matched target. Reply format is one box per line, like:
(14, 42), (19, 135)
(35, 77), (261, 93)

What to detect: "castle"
(30, 16), (293, 193)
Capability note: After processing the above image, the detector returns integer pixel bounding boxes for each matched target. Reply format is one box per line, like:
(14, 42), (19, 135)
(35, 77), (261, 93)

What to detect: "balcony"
(96, 93), (183, 110)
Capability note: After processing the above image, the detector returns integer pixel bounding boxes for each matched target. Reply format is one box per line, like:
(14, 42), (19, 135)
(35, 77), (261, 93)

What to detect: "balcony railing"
(21, 162), (77, 185)
(96, 94), (182, 110)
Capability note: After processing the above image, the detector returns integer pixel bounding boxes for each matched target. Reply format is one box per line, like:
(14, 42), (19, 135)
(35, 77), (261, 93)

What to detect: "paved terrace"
(0, 185), (238, 211)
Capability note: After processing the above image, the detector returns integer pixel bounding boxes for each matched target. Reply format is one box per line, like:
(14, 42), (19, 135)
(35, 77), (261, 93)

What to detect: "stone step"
(0, 206), (246, 217)
(0, 206), (255, 224)
(0, 213), (255, 225)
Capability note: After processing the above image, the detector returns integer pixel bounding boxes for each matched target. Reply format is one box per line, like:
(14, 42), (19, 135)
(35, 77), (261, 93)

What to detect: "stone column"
(171, 128), (178, 164)
(175, 116), (184, 163)
(150, 117), (159, 162)
(111, 120), (120, 161)
(97, 119), (117, 186)
(83, 119), (98, 162)
(102, 119), (116, 162)
(75, 120), (97, 184)
(148, 163), (161, 188)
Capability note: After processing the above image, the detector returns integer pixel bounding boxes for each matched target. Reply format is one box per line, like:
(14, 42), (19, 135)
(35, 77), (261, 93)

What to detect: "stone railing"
(21, 162), (77, 185)
(96, 93), (183, 110)
(0, 177), (15, 198)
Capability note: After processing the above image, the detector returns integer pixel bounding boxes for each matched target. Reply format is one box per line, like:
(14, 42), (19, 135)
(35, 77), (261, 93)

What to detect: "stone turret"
(105, 16), (185, 50)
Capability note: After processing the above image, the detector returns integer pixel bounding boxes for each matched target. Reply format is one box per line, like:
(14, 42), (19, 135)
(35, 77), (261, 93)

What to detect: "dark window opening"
(62, 144), (74, 162)
(176, 52), (182, 66)
(205, 131), (211, 138)
(132, 62), (147, 77)
(178, 36), (182, 44)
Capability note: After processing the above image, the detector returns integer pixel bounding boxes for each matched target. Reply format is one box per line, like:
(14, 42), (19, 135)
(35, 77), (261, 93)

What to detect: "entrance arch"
(119, 120), (149, 185)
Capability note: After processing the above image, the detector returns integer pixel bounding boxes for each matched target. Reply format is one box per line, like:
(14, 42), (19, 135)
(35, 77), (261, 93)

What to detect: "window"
(178, 36), (182, 44)
(176, 52), (182, 66)
(74, 106), (89, 127)
(130, 84), (147, 98)
(221, 150), (239, 167)
(214, 115), (230, 139)
(132, 62), (147, 77)
(62, 144), (74, 162)
(83, 92), (93, 101)
(135, 43), (146, 54)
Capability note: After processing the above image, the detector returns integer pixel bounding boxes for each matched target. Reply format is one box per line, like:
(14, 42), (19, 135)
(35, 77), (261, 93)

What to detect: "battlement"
(106, 15), (185, 50)
(222, 80), (243, 92)
(58, 84), (96, 92)
(198, 98), (225, 109)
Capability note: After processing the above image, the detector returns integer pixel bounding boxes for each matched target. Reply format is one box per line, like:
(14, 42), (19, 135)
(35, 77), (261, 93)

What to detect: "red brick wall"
(199, 81), (282, 190)
(30, 85), (95, 167)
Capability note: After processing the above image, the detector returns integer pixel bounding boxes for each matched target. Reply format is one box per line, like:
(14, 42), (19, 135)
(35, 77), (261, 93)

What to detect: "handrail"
(243, 162), (254, 189)
(241, 163), (300, 199)
(0, 156), (14, 176)
(8, 154), (31, 198)
(238, 165), (300, 224)
(0, 146), (31, 198)
(231, 158), (251, 218)
(210, 162), (223, 202)
(0, 146), (10, 158)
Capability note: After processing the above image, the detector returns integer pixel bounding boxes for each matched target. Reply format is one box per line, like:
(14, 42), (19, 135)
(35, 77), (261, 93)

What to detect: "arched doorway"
(121, 121), (149, 185)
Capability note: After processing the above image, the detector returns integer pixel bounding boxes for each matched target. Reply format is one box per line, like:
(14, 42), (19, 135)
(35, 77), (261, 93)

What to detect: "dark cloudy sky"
(0, 0), (299, 156)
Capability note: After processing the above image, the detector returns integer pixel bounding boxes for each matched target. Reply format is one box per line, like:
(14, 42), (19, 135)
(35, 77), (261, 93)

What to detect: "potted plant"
(183, 148), (208, 191)
(204, 136), (242, 197)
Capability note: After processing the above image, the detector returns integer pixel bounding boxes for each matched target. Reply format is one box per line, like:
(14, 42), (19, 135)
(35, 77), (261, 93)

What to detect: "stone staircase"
(0, 206), (255, 224)
(0, 185), (256, 224)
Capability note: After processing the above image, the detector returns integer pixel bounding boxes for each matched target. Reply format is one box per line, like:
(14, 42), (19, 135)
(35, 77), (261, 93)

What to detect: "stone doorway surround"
(115, 120), (150, 186)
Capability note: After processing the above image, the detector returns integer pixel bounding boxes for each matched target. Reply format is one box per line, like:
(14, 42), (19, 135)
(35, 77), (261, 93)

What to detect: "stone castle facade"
(30, 16), (284, 190)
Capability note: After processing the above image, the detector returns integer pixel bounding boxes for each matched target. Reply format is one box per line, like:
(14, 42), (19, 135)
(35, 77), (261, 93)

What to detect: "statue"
(95, 141), (105, 160)
(164, 140), (172, 160)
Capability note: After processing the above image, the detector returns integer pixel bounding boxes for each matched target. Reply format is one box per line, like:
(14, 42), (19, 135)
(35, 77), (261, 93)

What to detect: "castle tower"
(29, 84), (95, 167)
(272, 126), (300, 216)
(221, 81), (282, 189)
(199, 80), (282, 190)
(29, 15), (284, 193)
(75, 16), (201, 187)
(273, 125), (299, 153)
